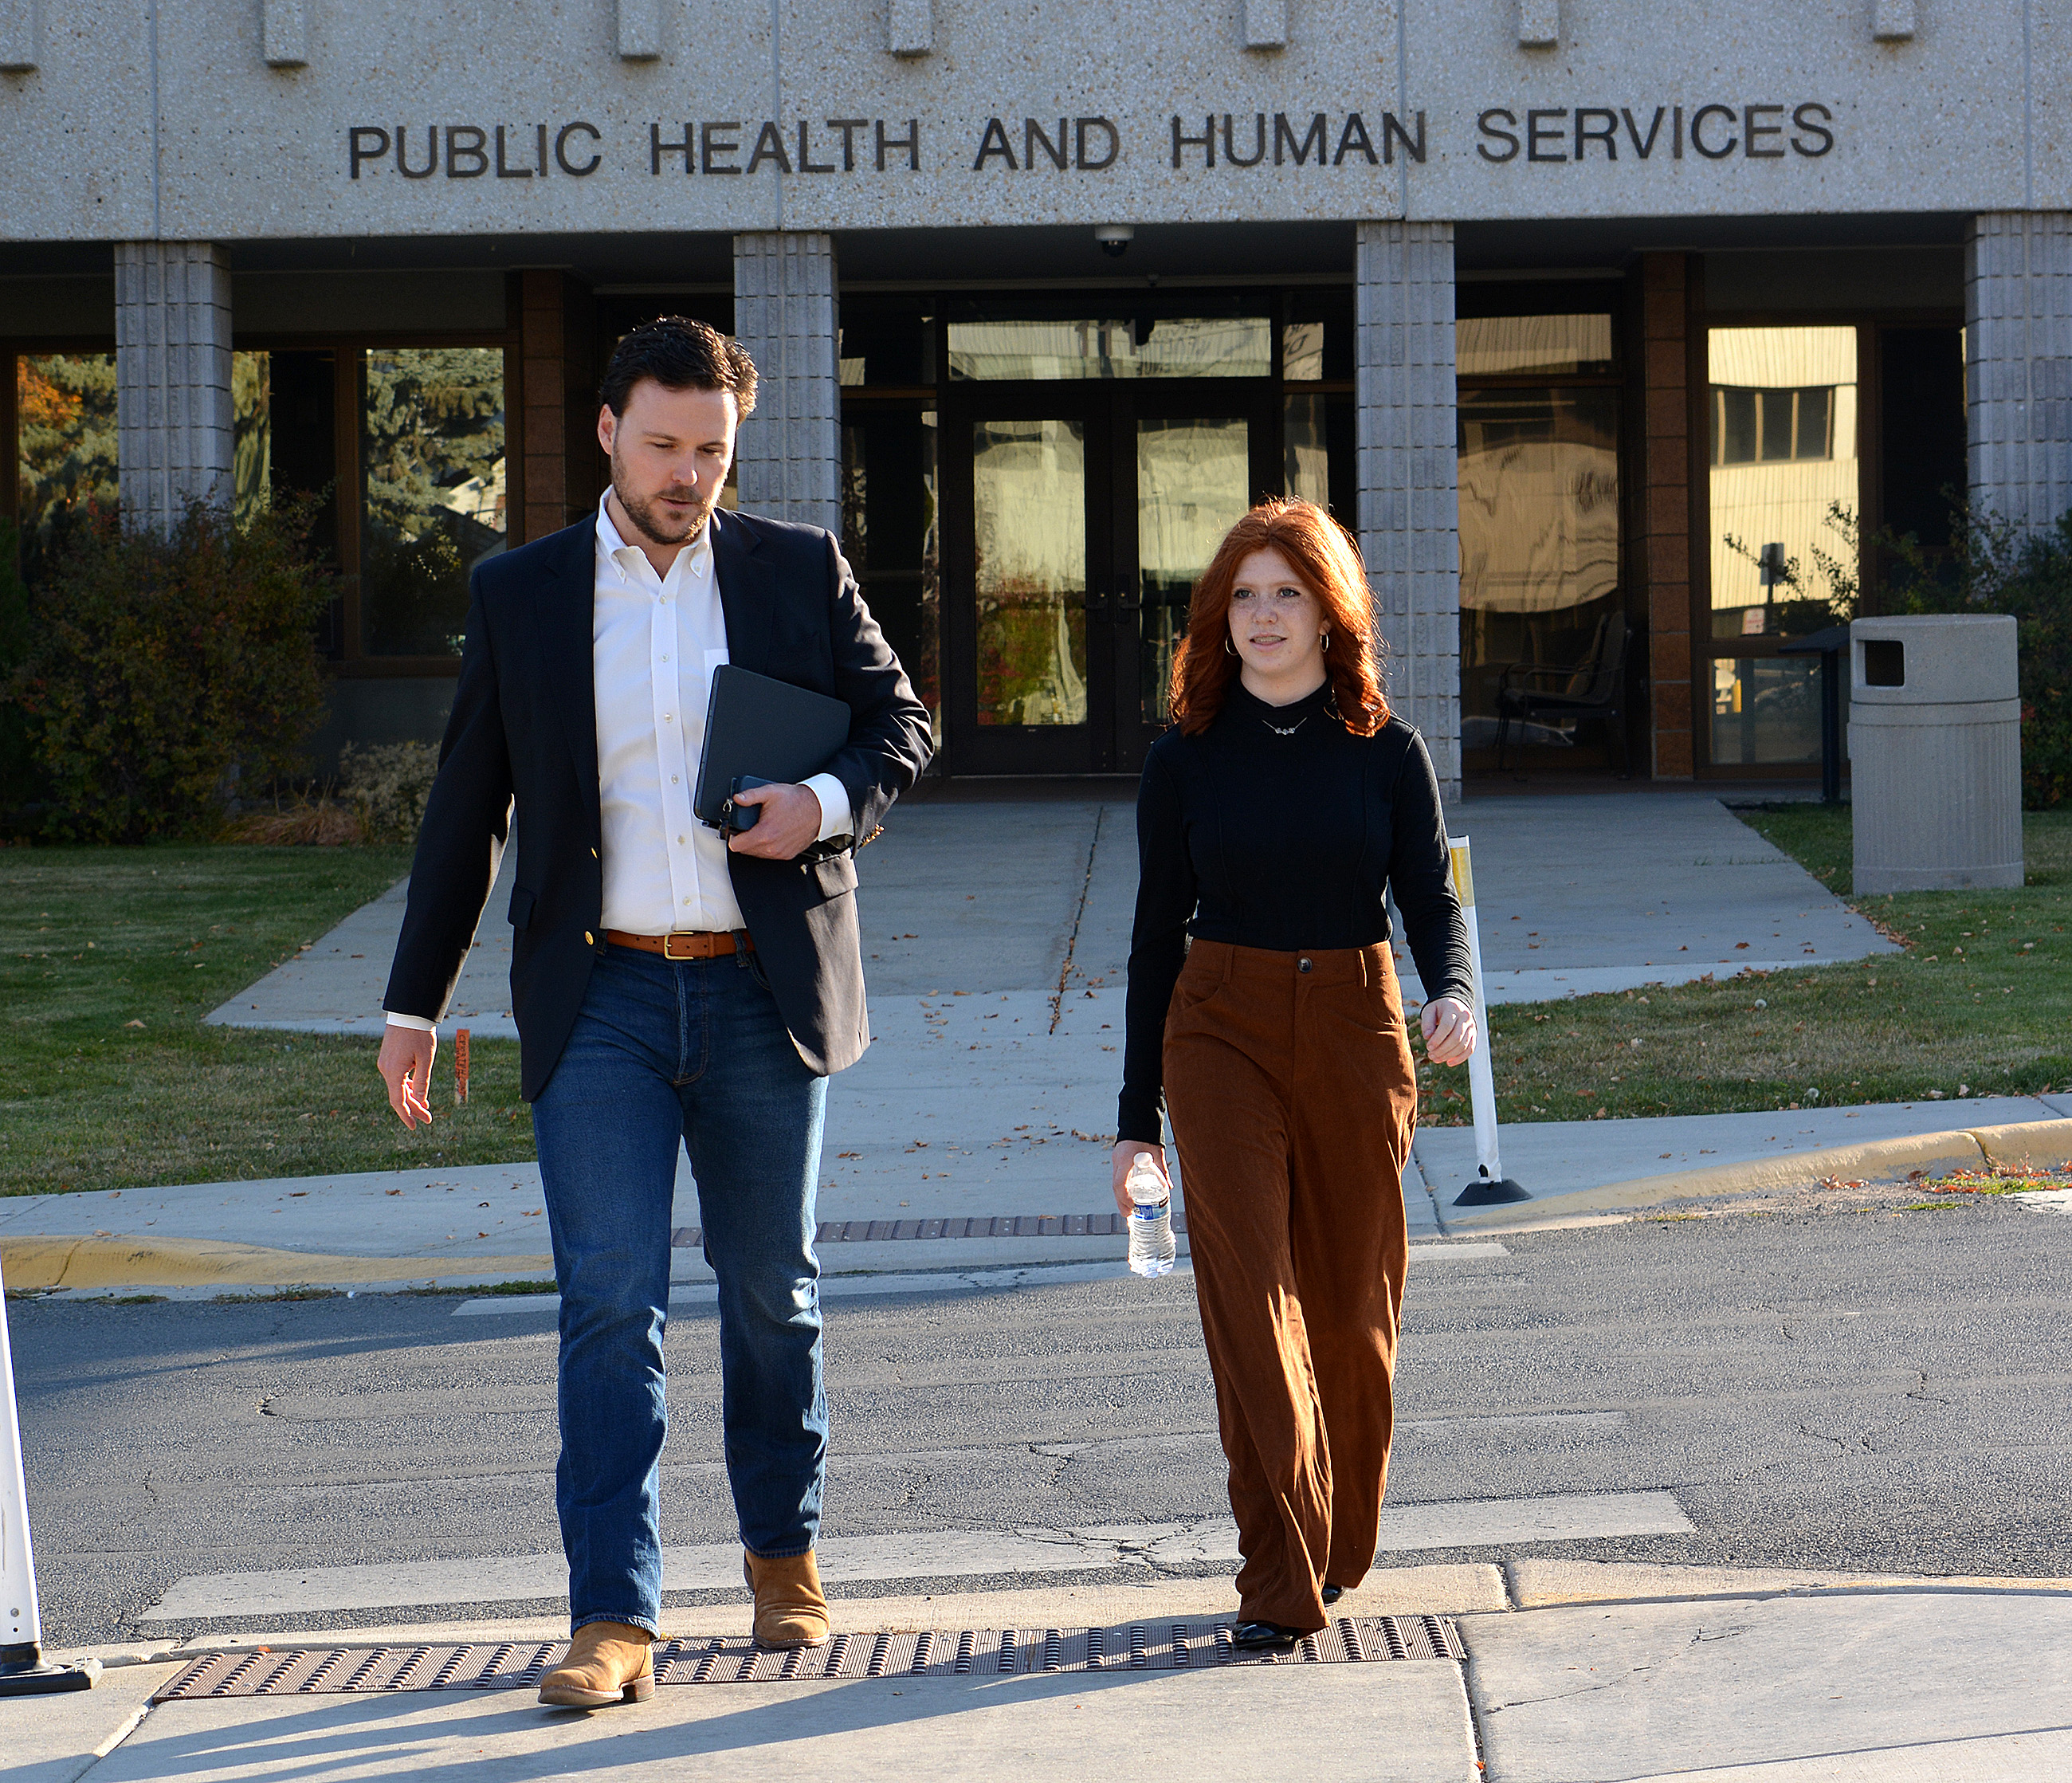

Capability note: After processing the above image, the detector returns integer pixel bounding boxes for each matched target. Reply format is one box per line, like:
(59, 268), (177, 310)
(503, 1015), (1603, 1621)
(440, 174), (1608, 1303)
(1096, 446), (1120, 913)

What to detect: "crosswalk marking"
(138, 1491), (1686, 1624)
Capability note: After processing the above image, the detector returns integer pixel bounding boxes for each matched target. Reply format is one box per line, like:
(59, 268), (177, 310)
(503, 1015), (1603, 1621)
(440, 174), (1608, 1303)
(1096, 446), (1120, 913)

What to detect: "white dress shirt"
(386, 496), (850, 1036)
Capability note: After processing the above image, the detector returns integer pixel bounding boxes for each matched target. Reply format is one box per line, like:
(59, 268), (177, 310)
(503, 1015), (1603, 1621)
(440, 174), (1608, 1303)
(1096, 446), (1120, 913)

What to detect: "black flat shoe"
(1320, 1584), (1344, 1607)
(1230, 1620), (1301, 1651)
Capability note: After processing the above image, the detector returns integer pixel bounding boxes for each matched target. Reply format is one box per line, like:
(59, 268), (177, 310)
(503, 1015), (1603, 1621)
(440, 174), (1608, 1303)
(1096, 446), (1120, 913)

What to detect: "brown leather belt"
(603, 929), (753, 960)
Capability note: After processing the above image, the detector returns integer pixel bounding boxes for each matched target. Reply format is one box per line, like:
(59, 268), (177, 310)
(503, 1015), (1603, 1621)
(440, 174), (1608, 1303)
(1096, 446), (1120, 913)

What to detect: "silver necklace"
(1262, 714), (1308, 736)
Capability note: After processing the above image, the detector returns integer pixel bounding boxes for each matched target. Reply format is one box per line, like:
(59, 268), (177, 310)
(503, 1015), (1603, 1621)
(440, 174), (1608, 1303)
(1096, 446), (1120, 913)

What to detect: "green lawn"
(1414, 806), (2072, 1126)
(2, 845), (534, 1197)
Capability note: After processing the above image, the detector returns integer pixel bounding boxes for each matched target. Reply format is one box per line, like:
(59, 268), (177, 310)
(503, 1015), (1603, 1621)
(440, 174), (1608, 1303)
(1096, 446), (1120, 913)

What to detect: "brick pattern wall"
(1639, 253), (1694, 780)
(115, 242), (233, 532)
(1356, 219), (1460, 802)
(1968, 213), (2072, 534)
(518, 271), (565, 544)
(731, 232), (842, 535)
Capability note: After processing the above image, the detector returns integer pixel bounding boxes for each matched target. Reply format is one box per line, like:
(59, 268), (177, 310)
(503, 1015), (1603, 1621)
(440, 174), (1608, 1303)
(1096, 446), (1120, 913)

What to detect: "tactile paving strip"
(671, 1212), (1187, 1247)
(152, 1616), (1463, 1700)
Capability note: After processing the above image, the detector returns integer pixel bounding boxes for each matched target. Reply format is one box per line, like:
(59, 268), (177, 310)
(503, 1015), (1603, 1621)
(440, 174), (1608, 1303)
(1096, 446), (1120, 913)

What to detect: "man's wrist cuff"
(385, 1012), (437, 1037)
(805, 772), (854, 842)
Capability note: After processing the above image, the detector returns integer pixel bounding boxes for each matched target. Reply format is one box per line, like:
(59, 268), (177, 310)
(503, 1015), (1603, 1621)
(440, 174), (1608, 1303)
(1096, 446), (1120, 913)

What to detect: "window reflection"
(971, 418), (1088, 726)
(359, 347), (505, 658)
(1139, 417), (1250, 724)
(1712, 657), (1821, 764)
(948, 318), (1270, 381)
(14, 352), (117, 587)
(841, 410), (940, 740)
(1708, 327), (1858, 641)
(231, 351), (281, 527)
(1456, 387), (1620, 751)
(1282, 322), (1326, 382)
(1458, 315), (1615, 379)
(1284, 395), (1328, 506)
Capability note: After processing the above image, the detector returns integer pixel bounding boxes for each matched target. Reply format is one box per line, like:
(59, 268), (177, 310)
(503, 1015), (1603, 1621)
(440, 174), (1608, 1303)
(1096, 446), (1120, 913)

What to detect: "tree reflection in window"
(14, 353), (118, 588)
(359, 348), (505, 657)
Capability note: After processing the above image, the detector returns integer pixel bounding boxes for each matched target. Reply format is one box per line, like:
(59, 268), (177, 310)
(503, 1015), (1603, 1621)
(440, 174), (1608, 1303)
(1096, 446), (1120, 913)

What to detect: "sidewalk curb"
(1, 1232), (1188, 1294)
(0, 1234), (555, 1293)
(1441, 1117), (2072, 1231)
(14, 1121), (2066, 1285)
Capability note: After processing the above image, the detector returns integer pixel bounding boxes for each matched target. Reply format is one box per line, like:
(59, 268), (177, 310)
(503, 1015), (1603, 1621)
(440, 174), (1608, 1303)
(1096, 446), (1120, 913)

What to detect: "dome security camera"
(1095, 225), (1135, 258)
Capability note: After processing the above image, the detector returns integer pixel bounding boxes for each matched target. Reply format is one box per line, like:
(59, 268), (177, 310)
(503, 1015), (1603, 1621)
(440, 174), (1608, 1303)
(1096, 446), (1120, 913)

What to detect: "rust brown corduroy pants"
(1164, 938), (1419, 1634)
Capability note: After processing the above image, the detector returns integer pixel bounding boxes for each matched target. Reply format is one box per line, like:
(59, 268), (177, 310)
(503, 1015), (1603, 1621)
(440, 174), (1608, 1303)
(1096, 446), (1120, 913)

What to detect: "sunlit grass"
(1, 844), (535, 1196)
(1414, 808), (2072, 1125)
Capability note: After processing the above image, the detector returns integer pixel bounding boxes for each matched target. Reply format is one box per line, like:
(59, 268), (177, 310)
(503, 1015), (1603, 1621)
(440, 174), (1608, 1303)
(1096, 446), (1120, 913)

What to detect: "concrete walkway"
(1428, 789), (1897, 1002)
(19, 1564), (2072, 1781)
(202, 790), (1897, 1033)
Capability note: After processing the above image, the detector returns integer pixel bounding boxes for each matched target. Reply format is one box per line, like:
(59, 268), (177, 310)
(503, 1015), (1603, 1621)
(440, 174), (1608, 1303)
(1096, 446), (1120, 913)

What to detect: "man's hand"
(1420, 994), (1477, 1067)
(378, 1024), (437, 1129)
(727, 782), (823, 860)
(1110, 1141), (1170, 1219)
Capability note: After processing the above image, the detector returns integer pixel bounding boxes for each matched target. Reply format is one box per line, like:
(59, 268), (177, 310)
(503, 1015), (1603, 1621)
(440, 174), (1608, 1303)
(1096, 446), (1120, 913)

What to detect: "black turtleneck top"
(1116, 681), (1474, 1144)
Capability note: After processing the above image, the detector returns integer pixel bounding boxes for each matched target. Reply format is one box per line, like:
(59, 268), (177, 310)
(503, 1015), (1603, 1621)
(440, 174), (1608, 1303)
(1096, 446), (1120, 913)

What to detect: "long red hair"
(1168, 498), (1387, 736)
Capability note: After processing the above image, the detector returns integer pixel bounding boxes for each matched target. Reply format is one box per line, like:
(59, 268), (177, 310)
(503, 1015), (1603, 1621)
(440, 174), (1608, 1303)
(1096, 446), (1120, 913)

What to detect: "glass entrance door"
(1114, 393), (1272, 769)
(941, 384), (1274, 774)
(942, 389), (1110, 773)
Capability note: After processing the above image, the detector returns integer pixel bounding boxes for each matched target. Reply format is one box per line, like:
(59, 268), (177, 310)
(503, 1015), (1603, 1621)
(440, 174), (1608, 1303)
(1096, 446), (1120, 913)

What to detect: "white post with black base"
(0, 1258), (99, 1697)
(1446, 835), (1530, 1208)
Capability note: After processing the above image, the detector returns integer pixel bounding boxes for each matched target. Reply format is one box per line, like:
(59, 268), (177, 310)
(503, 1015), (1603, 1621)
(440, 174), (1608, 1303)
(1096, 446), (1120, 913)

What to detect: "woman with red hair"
(1113, 497), (1476, 1650)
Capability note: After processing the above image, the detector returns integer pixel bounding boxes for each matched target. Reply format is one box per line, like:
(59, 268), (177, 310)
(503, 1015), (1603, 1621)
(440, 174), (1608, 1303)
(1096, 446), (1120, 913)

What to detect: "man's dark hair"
(600, 316), (759, 418)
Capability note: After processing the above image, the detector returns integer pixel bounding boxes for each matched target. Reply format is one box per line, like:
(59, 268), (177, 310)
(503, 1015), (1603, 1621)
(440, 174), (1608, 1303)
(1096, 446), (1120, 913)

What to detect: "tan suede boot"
(744, 1549), (830, 1648)
(538, 1620), (656, 1707)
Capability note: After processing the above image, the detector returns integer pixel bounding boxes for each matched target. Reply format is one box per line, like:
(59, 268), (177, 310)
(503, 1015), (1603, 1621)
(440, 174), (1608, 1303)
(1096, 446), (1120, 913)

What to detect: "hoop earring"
(1320, 630), (1331, 653)
(1224, 636), (1239, 658)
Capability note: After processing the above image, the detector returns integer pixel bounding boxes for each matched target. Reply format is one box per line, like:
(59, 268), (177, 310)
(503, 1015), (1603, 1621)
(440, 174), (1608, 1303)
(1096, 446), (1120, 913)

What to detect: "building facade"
(5, 1), (2068, 795)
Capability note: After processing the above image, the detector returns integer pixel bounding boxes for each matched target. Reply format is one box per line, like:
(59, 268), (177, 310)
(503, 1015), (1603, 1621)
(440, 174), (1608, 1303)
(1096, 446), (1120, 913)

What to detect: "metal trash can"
(1849, 614), (2023, 893)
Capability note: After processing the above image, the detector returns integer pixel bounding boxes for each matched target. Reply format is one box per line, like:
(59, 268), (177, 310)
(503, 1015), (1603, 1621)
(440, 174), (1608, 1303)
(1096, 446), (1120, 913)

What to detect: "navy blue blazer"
(383, 505), (934, 1098)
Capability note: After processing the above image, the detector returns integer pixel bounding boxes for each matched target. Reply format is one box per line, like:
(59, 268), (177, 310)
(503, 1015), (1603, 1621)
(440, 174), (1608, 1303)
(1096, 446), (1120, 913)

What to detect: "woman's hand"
(1111, 1141), (1169, 1219)
(1420, 994), (1477, 1066)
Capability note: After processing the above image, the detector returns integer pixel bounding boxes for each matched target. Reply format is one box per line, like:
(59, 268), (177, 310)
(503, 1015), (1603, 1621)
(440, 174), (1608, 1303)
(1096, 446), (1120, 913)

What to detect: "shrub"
(338, 739), (439, 842)
(220, 798), (365, 846)
(1882, 504), (2072, 810)
(10, 496), (332, 842)
(0, 518), (37, 816)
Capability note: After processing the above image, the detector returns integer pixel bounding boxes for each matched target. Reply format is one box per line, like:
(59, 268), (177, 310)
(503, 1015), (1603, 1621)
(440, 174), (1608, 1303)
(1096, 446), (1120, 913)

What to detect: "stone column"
(731, 232), (842, 534)
(114, 242), (234, 531)
(1356, 220), (1460, 802)
(1967, 213), (2072, 533)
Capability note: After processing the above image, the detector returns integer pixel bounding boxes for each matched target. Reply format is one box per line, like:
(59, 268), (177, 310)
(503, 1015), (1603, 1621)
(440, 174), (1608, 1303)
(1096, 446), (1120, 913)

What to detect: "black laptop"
(692, 664), (853, 832)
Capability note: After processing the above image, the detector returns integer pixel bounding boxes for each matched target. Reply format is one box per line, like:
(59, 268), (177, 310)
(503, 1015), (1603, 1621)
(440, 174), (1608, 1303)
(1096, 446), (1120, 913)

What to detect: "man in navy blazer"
(377, 317), (932, 1706)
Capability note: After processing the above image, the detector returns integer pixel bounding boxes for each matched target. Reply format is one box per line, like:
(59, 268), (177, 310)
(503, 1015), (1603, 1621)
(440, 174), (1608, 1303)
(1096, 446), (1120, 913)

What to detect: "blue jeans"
(530, 943), (829, 1636)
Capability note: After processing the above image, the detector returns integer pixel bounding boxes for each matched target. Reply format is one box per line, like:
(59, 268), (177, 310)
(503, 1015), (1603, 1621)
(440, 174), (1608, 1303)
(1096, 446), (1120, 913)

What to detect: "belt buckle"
(661, 932), (703, 961)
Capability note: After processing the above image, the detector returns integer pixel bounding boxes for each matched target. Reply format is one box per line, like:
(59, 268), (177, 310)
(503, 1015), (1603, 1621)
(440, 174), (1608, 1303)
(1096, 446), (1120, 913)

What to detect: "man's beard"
(610, 460), (716, 548)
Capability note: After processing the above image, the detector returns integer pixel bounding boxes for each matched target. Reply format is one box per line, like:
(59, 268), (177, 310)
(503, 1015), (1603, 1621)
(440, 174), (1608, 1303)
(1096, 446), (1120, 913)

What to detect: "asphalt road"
(13, 1195), (2071, 1648)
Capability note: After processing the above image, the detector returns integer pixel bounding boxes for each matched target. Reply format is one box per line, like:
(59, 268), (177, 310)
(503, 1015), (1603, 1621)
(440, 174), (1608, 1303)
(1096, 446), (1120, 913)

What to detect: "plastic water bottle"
(1125, 1155), (1176, 1278)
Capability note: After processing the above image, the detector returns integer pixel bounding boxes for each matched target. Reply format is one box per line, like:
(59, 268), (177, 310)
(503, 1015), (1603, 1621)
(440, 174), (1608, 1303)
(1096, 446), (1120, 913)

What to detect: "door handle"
(1116, 580), (1144, 613)
(1085, 585), (1111, 616)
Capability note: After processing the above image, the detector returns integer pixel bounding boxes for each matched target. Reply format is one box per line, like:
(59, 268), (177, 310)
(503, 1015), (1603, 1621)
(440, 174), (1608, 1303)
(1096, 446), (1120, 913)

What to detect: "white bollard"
(0, 1257), (98, 1697)
(1446, 835), (1530, 1208)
